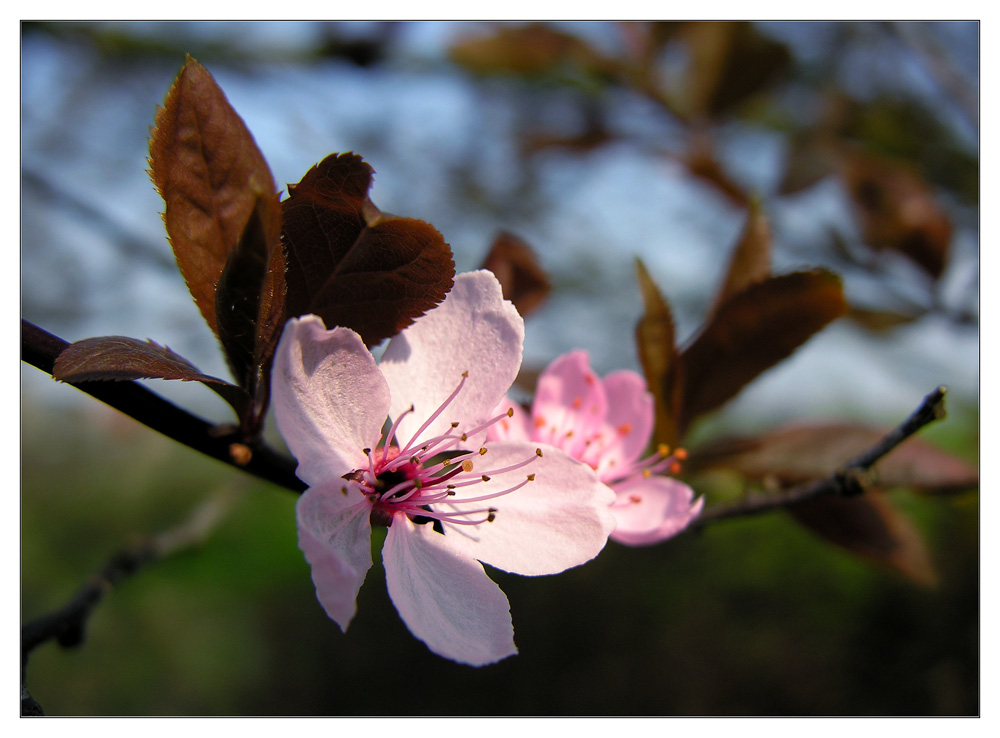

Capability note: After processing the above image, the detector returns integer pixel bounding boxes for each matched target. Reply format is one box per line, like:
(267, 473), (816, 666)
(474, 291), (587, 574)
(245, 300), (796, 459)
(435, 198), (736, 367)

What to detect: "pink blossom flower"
(271, 271), (616, 666)
(488, 350), (703, 546)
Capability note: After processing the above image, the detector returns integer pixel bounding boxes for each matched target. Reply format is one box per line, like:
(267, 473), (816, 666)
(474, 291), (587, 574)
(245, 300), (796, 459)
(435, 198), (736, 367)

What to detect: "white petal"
(272, 316), (390, 487)
(296, 483), (374, 631)
(379, 270), (524, 448)
(383, 517), (516, 666)
(441, 442), (616, 576)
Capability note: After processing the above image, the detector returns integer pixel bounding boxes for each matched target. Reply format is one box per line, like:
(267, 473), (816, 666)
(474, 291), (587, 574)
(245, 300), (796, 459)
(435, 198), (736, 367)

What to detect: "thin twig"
(21, 486), (240, 716)
(21, 319), (305, 494)
(689, 386), (949, 530)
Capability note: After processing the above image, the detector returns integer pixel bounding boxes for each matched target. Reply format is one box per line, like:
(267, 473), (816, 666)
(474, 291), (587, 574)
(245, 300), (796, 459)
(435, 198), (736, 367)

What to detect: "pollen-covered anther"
(674, 447), (688, 461)
(669, 461), (682, 474)
(479, 447), (487, 455)
(535, 448), (543, 457)
(526, 473), (535, 481)
(657, 443), (670, 457)
(506, 407), (514, 418)
(461, 459), (474, 473)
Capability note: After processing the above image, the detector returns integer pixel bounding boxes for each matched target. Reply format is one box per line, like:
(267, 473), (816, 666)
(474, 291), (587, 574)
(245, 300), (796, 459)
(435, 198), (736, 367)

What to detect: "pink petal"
(441, 441), (616, 575)
(296, 484), (374, 631)
(590, 371), (655, 481)
(609, 476), (704, 547)
(530, 350), (607, 460)
(383, 517), (517, 666)
(379, 270), (524, 449)
(485, 395), (533, 443)
(272, 316), (390, 487)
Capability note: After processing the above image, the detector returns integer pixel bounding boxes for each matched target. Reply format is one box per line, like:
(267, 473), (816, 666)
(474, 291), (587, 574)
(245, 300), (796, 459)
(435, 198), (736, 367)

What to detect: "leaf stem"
(21, 319), (305, 494)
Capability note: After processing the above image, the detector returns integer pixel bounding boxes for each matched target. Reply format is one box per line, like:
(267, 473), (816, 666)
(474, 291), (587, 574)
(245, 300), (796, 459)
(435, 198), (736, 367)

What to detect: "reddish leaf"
(689, 423), (978, 496)
(149, 56), (279, 338)
(479, 231), (551, 317)
(281, 153), (454, 347)
(838, 147), (953, 279)
(634, 259), (683, 449)
(709, 199), (771, 315)
(788, 493), (938, 586)
(679, 270), (846, 433)
(53, 336), (249, 415)
(215, 193), (285, 393)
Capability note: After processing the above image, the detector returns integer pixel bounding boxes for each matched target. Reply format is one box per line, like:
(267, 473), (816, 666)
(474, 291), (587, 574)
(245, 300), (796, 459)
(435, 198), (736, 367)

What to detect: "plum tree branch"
(21, 319), (305, 494)
(21, 486), (239, 716)
(688, 385), (949, 529)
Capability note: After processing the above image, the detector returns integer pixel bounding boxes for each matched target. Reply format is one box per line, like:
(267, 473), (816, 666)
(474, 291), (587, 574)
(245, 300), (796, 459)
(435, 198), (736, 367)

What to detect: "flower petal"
(379, 270), (524, 448)
(530, 350), (607, 460)
(296, 483), (374, 631)
(383, 516), (516, 666)
(441, 441), (616, 575)
(485, 395), (533, 443)
(591, 370), (654, 481)
(272, 316), (390, 487)
(609, 475), (704, 546)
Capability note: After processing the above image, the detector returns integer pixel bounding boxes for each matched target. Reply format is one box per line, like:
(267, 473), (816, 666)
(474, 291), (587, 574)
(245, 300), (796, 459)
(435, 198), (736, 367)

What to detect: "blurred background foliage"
(21, 21), (978, 715)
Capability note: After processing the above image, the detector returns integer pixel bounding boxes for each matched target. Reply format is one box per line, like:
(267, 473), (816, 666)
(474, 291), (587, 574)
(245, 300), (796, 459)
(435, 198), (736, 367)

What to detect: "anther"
(507, 408), (514, 418)
(479, 448), (487, 455)
(657, 443), (670, 457)
(527, 474), (535, 481)
(674, 448), (688, 461)
(487, 508), (497, 522)
(461, 459), (474, 473)
(535, 448), (544, 457)
(481, 475), (491, 482)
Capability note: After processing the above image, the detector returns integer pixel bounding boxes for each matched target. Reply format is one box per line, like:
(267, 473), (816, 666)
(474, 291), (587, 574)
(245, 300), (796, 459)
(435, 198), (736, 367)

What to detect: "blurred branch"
(21, 319), (305, 494)
(21, 486), (239, 716)
(689, 385), (948, 529)
(884, 22), (978, 134)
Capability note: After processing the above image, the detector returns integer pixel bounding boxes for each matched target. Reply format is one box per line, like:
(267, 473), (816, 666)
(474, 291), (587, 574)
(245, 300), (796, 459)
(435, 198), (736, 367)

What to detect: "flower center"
(342, 371), (542, 531)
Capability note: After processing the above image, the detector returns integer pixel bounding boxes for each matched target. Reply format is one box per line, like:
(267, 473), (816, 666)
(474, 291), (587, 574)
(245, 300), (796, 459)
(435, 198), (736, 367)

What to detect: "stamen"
(398, 372), (469, 454)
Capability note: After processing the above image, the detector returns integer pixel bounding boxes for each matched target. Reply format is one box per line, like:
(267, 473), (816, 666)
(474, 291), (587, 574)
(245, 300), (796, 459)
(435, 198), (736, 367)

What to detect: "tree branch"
(689, 385), (949, 530)
(21, 319), (305, 494)
(21, 487), (239, 716)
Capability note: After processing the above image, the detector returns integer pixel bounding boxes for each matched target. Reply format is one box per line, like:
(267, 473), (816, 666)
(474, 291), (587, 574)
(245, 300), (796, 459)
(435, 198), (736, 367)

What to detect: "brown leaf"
(679, 270), (847, 433)
(709, 199), (771, 315)
(788, 493), (938, 586)
(778, 135), (835, 195)
(449, 23), (609, 78)
(149, 56), (279, 338)
(53, 336), (249, 415)
(680, 134), (751, 208)
(679, 21), (792, 119)
(281, 153), (454, 347)
(479, 231), (551, 317)
(689, 423), (978, 495)
(634, 259), (682, 448)
(838, 147), (953, 279)
(215, 193), (285, 393)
